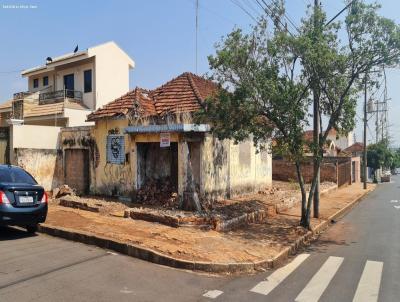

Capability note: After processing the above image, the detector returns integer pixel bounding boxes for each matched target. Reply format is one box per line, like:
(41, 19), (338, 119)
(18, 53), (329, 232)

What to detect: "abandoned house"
(0, 41), (135, 190)
(61, 72), (272, 205)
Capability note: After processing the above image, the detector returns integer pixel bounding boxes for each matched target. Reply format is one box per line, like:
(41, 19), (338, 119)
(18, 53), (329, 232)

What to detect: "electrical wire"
(230, 0), (258, 22)
(262, 0), (300, 33)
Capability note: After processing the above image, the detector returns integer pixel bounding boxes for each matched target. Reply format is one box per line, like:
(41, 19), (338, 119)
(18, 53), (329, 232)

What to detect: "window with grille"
(106, 135), (125, 164)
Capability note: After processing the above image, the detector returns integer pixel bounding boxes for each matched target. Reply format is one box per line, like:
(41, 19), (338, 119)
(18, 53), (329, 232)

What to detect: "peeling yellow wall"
(91, 119), (134, 196)
(200, 135), (272, 200)
(229, 140), (272, 196)
(199, 135), (230, 200)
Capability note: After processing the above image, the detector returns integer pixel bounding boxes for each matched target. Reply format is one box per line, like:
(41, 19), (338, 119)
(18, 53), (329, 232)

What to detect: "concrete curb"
(38, 186), (375, 274)
(38, 224), (261, 274)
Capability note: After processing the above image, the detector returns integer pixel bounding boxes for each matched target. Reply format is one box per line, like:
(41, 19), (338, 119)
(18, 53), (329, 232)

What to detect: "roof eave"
(21, 51), (88, 77)
(124, 123), (210, 134)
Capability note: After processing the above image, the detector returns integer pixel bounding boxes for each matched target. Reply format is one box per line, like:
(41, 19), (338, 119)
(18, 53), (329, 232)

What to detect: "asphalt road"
(0, 177), (399, 302)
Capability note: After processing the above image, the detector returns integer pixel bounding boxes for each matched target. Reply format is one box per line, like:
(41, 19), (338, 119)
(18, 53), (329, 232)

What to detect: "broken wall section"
(14, 148), (63, 191)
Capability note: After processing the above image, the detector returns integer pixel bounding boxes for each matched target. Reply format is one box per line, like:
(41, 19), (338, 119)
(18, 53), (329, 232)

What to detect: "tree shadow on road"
(301, 237), (350, 254)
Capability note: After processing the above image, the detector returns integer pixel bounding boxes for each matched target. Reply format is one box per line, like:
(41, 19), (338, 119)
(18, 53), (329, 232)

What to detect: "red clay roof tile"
(87, 87), (155, 121)
(87, 72), (219, 121)
(343, 142), (364, 153)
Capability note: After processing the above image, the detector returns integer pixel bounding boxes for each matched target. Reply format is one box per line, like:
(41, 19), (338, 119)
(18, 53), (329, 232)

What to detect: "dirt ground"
(44, 183), (374, 264)
(51, 181), (337, 221)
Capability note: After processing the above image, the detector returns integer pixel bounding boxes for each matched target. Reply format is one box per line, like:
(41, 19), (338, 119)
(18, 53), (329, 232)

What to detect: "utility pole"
(311, 0), (354, 216)
(363, 74), (368, 190)
(376, 96), (380, 143)
(313, 0), (320, 218)
(195, 0), (199, 74)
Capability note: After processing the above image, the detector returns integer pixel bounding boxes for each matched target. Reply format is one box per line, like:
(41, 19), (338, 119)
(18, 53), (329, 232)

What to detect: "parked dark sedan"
(0, 165), (47, 233)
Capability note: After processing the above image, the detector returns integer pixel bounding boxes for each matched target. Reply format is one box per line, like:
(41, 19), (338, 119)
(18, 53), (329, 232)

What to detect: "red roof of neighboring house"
(304, 128), (338, 142)
(87, 72), (219, 121)
(87, 87), (155, 121)
(344, 142), (364, 153)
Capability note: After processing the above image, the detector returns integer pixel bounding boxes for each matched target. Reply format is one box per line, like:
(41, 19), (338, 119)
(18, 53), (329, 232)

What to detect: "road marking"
(120, 287), (133, 294)
(250, 253), (310, 296)
(295, 256), (344, 302)
(394, 205), (400, 209)
(203, 290), (223, 299)
(353, 261), (383, 302)
(389, 200), (398, 203)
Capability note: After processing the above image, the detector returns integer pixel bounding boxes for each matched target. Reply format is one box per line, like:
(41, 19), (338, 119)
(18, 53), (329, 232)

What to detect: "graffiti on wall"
(101, 163), (131, 196)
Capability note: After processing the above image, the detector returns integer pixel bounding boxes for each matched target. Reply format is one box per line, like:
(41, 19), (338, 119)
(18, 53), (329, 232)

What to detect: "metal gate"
(64, 149), (89, 195)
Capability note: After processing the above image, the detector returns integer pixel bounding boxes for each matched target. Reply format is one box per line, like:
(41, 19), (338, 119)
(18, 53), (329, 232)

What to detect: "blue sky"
(0, 0), (399, 144)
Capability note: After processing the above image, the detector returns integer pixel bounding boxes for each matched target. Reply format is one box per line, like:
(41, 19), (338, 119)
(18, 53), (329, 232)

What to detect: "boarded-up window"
(106, 135), (125, 164)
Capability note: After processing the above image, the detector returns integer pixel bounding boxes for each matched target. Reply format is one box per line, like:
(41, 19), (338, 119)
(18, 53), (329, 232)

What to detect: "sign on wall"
(160, 133), (170, 148)
(106, 135), (125, 164)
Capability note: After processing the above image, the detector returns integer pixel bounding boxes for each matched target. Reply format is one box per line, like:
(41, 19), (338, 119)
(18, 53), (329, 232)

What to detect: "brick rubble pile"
(135, 178), (179, 208)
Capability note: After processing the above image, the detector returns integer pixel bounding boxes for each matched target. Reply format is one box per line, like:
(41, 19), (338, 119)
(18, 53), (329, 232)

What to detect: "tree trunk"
(295, 161), (308, 226)
(303, 158), (322, 229)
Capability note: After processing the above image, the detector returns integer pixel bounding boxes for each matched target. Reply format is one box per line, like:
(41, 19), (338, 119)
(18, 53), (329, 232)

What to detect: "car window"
(0, 168), (37, 185)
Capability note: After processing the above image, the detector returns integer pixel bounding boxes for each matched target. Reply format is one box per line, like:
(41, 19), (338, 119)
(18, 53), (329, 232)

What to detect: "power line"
(230, 0), (258, 22)
(253, 0), (296, 36)
(184, 0), (237, 26)
(241, 0), (262, 19)
(325, 0), (356, 26)
(195, 0), (198, 74)
(263, 0), (300, 33)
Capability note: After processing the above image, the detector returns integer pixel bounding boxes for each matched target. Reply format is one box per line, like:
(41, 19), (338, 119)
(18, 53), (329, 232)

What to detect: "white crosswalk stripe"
(203, 290), (223, 299)
(205, 255), (385, 301)
(295, 256), (344, 302)
(250, 253), (310, 295)
(353, 260), (383, 302)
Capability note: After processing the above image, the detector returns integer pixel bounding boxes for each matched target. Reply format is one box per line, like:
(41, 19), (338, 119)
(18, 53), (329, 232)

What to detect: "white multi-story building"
(3, 41), (135, 127)
(0, 42), (135, 189)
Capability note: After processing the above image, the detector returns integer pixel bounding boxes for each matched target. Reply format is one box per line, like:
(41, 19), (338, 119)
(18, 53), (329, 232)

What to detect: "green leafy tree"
(197, 0), (400, 229)
(367, 140), (394, 181)
(391, 148), (400, 170)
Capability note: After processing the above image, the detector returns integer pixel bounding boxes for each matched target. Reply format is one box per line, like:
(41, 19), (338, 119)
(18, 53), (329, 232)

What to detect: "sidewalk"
(40, 183), (376, 273)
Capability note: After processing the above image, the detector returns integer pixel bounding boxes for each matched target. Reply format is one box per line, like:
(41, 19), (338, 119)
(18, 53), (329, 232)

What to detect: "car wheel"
(26, 224), (38, 234)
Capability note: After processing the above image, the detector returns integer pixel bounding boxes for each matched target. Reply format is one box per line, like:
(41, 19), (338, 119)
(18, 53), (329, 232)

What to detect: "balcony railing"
(39, 89), (83, 104)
